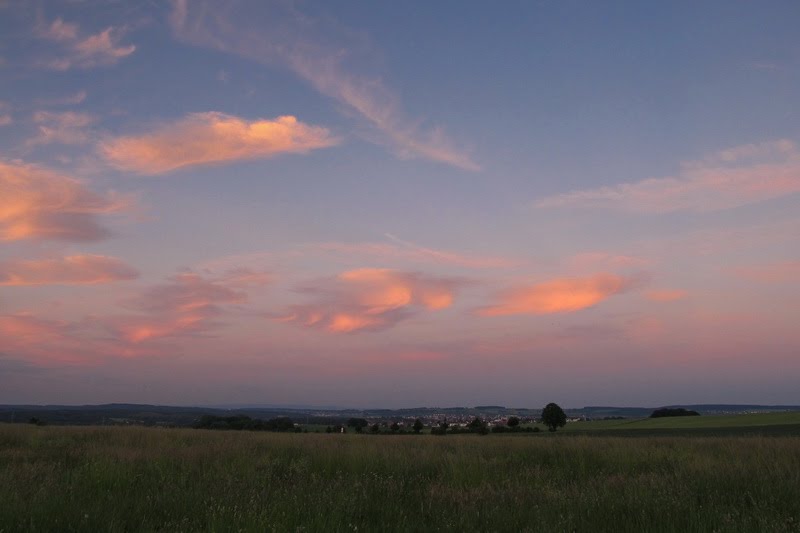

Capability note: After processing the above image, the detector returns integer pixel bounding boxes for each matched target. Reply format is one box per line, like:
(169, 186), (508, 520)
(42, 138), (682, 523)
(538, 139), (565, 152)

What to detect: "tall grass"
(1, 424), (799, 531)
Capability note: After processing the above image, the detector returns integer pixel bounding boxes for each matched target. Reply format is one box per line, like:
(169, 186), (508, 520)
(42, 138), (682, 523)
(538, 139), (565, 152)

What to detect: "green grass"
(2, 424), (800, 531)
(559, 411), (800, 437)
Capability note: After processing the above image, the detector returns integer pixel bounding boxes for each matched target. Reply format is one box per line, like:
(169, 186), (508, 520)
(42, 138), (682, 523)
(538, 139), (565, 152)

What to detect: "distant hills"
(1, 403), (799, 427)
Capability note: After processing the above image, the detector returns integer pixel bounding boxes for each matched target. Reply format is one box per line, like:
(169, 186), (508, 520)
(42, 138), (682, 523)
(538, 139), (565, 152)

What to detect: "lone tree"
(347, 417), (369, 433)
(541, 403), (567, 432)
(390, 422), (400, 433)
(506, 416), (520, 428)
(412, 419), (424, 434)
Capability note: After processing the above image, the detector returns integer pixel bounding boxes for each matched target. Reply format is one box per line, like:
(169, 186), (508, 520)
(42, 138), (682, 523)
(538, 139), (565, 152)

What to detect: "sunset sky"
(1, 1), (799, 408)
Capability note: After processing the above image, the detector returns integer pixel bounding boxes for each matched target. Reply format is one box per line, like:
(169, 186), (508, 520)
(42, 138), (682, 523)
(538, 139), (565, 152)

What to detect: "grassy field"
(2, 424), (800, 532)
(562, 411), (800, 436)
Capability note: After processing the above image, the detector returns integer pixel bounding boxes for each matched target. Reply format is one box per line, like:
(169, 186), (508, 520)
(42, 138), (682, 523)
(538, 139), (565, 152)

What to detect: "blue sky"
(1, 0), (799, 407)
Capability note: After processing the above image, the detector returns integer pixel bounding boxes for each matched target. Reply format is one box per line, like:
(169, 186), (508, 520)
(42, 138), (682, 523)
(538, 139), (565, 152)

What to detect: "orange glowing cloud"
(0, 314), (87, 365)
(170, 1), (479, 171)
(536, 139), (800, 213)
(645, 289), (688, 302)
(478, 273), (637, 316)
(0, 312), (156, 365)
(0, 160), (127, 242)
(100, 113), (338, 174)
(279, 268), (461, 333)
(109, 271), (261, 343)
(0, 255), (139, 286)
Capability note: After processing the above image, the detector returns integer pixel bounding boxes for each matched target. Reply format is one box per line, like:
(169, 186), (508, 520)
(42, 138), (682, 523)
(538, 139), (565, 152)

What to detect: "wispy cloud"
(478, 273), (640, 316)
(37, 17), (135, 71)
(170, 0), (478, 171)
(29, 111), (94, 145)
(108, 270), (263, 343)
(536, 140), (800, 213)
(567, 252), (651, 273)
(317, 234), (520, 270)
(734, 260), (800, 283)
(0, 313), (109, 366)
(644, 289), (688, 302)
(0, 160), (128, 242)
(35, 90), (88, 107)
(100, 112), (338, 174)
(0, 255), (138, 286)
(278, 268), (461, 333)
(0, 101), (11, 127)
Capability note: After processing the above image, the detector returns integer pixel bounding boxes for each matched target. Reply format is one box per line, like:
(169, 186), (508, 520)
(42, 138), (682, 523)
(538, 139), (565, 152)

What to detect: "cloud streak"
(478, 273), (639, 316)
(29, 111), (94, 145)
(0, 255), (139, 286)
(279, 268), (461, 333)
(734, 260), (800, 283)
(645, 289), (688, 302)
(0, 160), (127, 242)
(100, 113), (338, 174)
(109, 271), (259, 343)
(38, 17), (135, 70)
(170, 0), (478, 171)
(536, 140), (800, 213)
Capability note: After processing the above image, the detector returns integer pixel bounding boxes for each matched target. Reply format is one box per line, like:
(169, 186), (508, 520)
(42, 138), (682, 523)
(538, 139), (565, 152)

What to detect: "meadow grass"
(562, 411), (800, 432)
(1, 424), (799, 532)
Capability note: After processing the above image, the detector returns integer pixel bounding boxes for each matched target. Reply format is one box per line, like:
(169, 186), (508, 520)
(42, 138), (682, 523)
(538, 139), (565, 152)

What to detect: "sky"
(1, 0), (799, 408)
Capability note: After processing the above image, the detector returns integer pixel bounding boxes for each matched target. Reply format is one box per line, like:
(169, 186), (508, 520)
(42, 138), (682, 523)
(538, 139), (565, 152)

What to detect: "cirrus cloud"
(108, 270), (265, 343)
(734, 260), (800, 283)
(100, 113), (338, 174)
(535, 140), (800, 213)
(0, 160), (127, 242)
(645, 289), (688, 302)
(37, 17), (135, 71)
(0, 255), (139, 286)
(170, 0), (479, 171)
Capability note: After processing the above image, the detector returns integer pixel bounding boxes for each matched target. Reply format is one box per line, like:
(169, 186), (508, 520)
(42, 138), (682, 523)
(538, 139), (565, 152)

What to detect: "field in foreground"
(1, 425), (799, 532)
(562, 411), (800, 436)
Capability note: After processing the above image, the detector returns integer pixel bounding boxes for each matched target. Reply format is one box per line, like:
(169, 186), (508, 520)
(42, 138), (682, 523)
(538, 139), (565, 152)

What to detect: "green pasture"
(561, 411), (800, 435)
(1, 423), (799, 532)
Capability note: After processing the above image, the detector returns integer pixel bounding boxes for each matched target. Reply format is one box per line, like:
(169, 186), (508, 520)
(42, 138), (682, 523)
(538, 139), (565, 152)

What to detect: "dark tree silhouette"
(541, 403), (567, 432)
(650, 408), (700, 418)
(506, 416), (520, 427)
(347, 417), (369, 433)
(413, 419), (424, 434)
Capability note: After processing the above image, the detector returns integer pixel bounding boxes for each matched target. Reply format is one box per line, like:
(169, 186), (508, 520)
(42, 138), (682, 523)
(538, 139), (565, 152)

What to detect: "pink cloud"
(38, 18), (135, 70)
(100, 113), (338, 174)
(536, 139), (800, 213)
(0, 160), (127, 242)
(109, 271), (261, 343)
(478, 273), (639, 316)
(0, 312), (158, 365)
(567, 252), (651, 272)
(644, 289), (688, 302)
(278, 268), (461, 333)
(0, 255), (139, 286)
(734, 260), (800, 283)
(316, 236), (520, 269)
(0, 313), (133, 365)
(170, 1), (479, 171)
